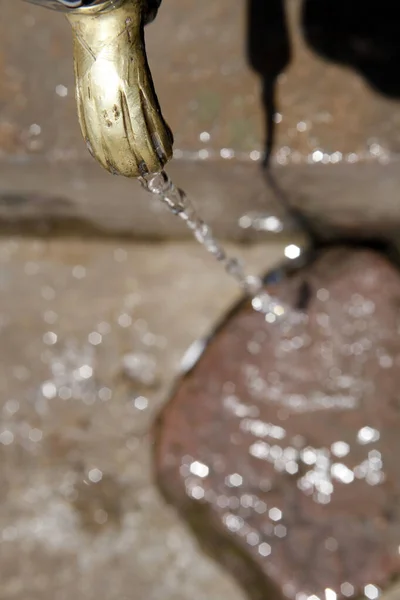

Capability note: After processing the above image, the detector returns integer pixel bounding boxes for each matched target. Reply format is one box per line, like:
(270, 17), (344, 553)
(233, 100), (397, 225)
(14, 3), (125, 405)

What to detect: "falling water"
(140, 171), (288, 322)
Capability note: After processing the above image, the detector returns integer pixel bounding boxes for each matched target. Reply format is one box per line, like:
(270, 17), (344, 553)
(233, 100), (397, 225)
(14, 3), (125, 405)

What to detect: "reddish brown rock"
(155, 246), (400, 600)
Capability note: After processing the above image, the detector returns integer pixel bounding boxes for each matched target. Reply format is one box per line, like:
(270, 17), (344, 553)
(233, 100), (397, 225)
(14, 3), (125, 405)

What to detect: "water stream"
(140, 171), (288, 323)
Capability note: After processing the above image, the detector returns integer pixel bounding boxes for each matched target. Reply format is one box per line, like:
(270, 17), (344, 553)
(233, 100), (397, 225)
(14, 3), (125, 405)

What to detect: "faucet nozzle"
(26, 0), (173, 177)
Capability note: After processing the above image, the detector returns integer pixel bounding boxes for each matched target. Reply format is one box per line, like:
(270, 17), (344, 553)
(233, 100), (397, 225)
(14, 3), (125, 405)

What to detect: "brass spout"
(25, 0), (173, 177)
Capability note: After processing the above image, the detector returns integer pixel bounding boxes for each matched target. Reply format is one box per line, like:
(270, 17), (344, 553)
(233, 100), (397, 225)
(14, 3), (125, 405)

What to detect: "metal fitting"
(24, 0), (173, 177)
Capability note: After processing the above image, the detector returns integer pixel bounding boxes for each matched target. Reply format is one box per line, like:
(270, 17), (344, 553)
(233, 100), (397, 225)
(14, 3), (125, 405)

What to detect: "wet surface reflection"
(156, 246), (400, 600)
(0, 237), (284, 600)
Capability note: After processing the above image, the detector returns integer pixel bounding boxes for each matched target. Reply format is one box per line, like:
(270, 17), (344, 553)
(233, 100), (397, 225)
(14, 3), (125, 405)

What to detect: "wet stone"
(155, 246), (400, 600)
(1, 238), (286, 600)
(3, 2), (400, 240)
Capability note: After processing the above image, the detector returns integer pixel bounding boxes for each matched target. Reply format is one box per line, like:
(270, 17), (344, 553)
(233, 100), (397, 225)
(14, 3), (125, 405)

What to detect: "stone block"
(0, 236), (284, 600)
(1, 1), (400, 239)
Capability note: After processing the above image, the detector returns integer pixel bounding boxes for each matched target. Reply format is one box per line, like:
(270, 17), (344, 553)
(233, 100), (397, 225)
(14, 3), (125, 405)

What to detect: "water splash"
(140, 171), (289, 321)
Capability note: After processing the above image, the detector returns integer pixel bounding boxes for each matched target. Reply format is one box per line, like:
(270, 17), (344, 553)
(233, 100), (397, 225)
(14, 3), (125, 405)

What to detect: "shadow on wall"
(302, 0), (400, 99)
(245, 0), (320, 245)
(246, 0), (400, 166)
(246, 0), (291, 167)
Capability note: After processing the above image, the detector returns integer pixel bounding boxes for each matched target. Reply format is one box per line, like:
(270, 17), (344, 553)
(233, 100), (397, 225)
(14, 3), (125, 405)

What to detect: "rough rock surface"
(156, 246), (400, 600)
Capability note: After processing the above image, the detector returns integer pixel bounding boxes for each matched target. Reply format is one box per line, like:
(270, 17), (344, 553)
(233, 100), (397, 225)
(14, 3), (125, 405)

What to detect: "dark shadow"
(246, 0), (322, 245)
(246, 0), (291, 166)
(302, 0), (400, 98)
(145, 0), (163, 25)
(247, 0), (400, 155)
(245, 0), (400, 247)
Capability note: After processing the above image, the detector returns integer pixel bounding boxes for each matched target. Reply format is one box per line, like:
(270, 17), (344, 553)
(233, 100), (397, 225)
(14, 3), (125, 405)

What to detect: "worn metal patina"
(23, 0), (172, 177)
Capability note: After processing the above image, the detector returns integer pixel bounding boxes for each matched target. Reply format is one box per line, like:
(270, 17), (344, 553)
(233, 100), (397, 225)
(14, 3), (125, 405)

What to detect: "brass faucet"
(24, 0), (173, 177)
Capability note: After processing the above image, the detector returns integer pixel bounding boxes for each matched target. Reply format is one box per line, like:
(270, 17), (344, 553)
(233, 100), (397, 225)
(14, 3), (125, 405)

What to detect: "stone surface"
(0, 236), (287, 600)
(156, 246), (400, 600)
(1, 1), (400, 238)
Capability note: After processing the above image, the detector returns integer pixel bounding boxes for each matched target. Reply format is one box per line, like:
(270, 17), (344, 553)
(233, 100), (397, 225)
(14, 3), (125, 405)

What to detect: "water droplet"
(317, 288), (330, 302)
(220, 148), (234, 159)
(312, 150), (323, 162)
(118, 313), (132, 328)
(88, 332), (102, 346)
(199, 131), (210, 143)
(325, 589), (337, 600)
(133, 395), (148, 411)
(98, 387), (112, 401)
(357, 426), (380, 444)
(331, 441), (350, 458)
(123, 353), (158, 387)
(250, 150), (261, 161)
(331, 463), (354, 484)
(56, 84), (68, 97)
(224, 513), (243, 532)
(77, 365), (93, 380)
(226, 473), (243, 487)
(59, 386), (72, 400)
(140, 170), (288, 316)
(269, 507), (282, 521)
(189, 461), (209, 478)
(284, 244), (301, 259)
(42, 381), (57, 399)
(247, 531), (260, 546)
(379, 355), (393, 368)
(29, 123), (41, 136)
(286, 461), (298, 475)
(43, 331), (57, 345)
(301, 447), (317, 465)
(190, 485), (205, 500)
(29, 428), (43, 442)
(0, 430), (14, 445)
(258, 542), (272, 556)
(364, 585), (379, 599)
(4, 399), (19, 415)
(341, 583), (354, 597)
(88, 469), (102, 483)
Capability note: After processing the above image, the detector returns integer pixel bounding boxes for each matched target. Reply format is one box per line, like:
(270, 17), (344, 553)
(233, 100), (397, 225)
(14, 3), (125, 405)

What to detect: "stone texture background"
(0, 236), (286, 600)
(1, 0), (400, 239)
(1, 1), (400, 599)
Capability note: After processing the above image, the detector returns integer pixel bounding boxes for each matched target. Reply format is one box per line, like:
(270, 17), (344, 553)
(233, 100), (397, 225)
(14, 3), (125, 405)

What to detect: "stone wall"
(1, 0), (400, 240)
